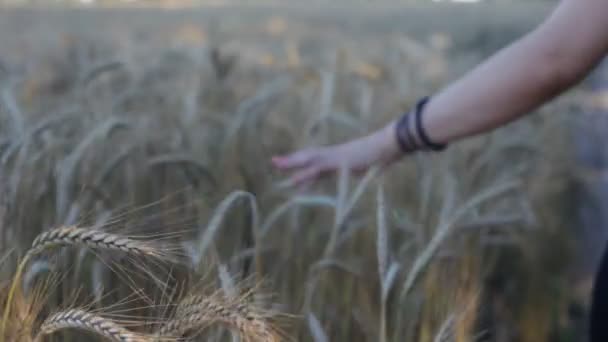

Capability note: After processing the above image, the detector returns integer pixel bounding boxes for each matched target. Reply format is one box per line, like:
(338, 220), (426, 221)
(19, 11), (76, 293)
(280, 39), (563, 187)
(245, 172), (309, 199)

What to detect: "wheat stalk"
(158, 294), (280, 342)
(2, 226), (166, 340)
(27, 226), (162, 259)
(35, 309), (150, 342)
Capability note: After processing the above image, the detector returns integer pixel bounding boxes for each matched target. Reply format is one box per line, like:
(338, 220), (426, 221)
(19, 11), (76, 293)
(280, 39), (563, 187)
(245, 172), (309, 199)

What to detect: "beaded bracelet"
(395, 96), (447, 153)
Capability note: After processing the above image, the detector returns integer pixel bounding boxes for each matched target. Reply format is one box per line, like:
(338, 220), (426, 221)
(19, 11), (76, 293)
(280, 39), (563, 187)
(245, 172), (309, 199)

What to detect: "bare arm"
(424, 0), (608, 143)
(273, 0), (608, 186)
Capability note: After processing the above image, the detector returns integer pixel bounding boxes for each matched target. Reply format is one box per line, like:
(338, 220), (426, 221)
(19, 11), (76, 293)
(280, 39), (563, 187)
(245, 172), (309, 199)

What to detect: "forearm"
(414, 0), (608, 145)
(376, 32), (577, 158)
(423, 32), (574, 144)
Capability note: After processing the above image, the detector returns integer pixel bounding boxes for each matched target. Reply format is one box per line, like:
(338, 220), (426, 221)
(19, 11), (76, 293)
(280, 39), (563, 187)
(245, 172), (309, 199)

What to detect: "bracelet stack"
(395, 96), (447, 153)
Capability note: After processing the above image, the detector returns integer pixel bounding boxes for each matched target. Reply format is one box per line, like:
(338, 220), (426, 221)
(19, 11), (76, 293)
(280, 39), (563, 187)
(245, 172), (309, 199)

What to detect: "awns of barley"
(3, 226), (167, 340)
(36, 309), (150, 342)
(158, 294), (282, 342)
(27, 226), (163, 259)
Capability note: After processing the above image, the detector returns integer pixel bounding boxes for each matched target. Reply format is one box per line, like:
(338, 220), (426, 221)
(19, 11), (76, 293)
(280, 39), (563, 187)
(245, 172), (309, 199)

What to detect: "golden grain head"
(36, 309), (151, 342)
(27, 226), (164, 260)
(158, 290), (283, 342)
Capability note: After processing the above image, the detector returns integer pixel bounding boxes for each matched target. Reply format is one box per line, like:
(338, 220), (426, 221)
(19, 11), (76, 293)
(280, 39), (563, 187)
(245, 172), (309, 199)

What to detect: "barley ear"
(35, 309), (151, 342)
(26, 226), (163, 260)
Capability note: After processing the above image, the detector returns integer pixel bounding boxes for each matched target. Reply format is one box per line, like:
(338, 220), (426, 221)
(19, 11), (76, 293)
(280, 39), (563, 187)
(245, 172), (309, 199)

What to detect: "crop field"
(0, 3), (595, 342)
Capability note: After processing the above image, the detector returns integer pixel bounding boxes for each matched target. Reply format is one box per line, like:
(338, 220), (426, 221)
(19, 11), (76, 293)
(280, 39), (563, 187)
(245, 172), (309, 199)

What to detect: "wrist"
(394, 96), (447, 154)
(377, 120), (403, 162)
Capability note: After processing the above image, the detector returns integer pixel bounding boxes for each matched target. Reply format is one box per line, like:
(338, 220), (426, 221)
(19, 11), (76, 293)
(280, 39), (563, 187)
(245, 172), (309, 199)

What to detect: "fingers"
(271, 150), (315, 170)
(289, 166), (322, 187)
(273, 167), (321, 190)
(272, 148), (333, 189)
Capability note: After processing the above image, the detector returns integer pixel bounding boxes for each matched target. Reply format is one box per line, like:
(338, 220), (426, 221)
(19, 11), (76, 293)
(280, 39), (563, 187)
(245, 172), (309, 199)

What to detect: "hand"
(271, 122), (402, 187)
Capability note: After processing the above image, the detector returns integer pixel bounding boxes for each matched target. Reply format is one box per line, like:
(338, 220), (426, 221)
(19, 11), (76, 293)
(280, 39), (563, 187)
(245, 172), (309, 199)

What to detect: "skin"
(272, 0), (608, 187)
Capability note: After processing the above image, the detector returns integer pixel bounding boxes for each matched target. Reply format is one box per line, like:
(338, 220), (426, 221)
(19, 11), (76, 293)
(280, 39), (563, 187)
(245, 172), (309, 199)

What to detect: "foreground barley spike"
(35, 309), (151, 342)
(27, 226), (163, 260)
(2, 225), (169, 339)
(158, 292), (281, 342)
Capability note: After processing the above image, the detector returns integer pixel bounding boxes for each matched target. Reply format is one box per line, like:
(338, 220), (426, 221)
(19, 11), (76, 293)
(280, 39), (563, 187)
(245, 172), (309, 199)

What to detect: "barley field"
(0, 2), (595, 342)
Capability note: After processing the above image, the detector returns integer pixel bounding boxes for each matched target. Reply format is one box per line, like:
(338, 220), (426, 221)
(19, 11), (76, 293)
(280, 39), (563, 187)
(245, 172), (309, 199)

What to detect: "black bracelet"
(395, 107), (414, 153)
(395, 96), (447, 154)
(415, 97), (446, 151)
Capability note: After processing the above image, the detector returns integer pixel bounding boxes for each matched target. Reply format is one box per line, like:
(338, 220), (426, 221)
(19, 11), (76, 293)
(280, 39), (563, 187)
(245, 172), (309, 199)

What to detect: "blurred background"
(0, 0), (605, 341)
